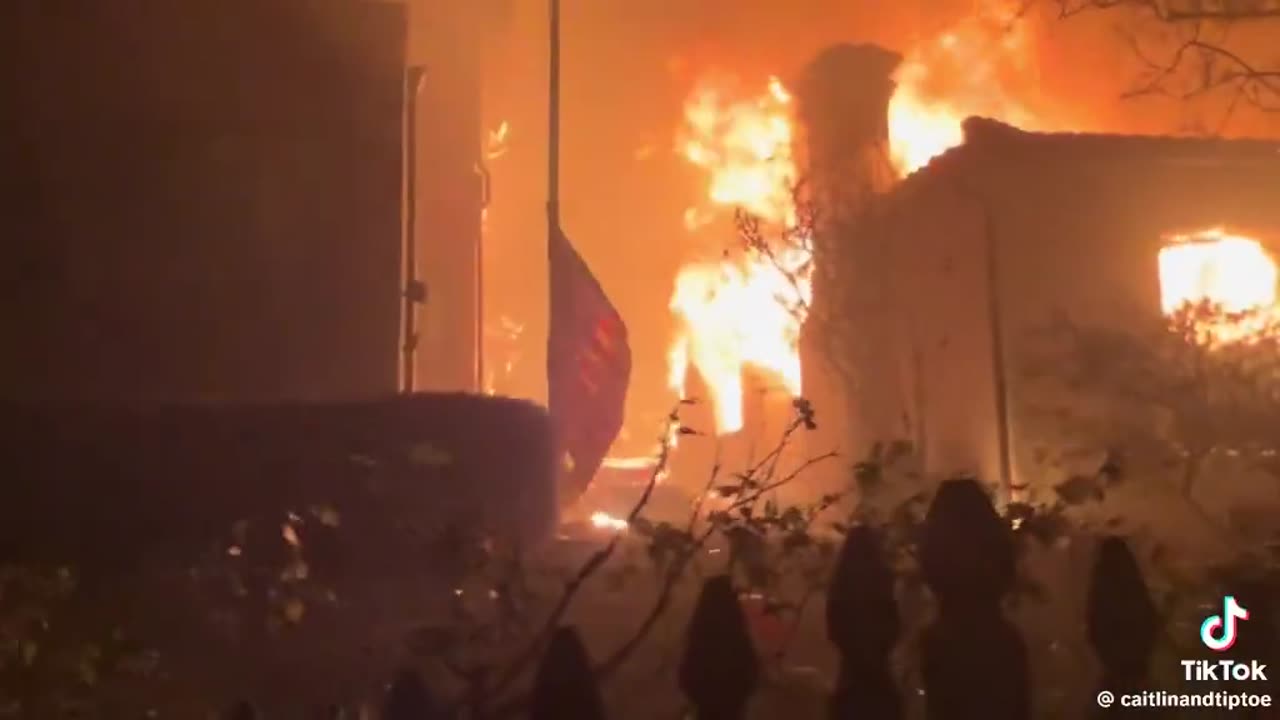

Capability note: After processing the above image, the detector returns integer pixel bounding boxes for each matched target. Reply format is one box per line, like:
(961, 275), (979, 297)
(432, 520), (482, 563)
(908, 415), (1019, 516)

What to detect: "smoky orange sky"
(409, 0), (1279, 454)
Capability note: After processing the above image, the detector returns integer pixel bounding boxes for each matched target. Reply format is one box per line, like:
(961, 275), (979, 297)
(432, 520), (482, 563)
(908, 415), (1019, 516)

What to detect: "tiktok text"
(1182, 659), (1269, 682)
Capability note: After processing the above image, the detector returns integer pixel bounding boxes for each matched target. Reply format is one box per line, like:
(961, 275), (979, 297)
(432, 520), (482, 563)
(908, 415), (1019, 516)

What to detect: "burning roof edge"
(898, 116), (1280, 187)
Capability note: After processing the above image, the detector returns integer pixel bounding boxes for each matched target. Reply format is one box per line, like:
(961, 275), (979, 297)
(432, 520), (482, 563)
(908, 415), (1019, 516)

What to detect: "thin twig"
(471, 406), (682, 712)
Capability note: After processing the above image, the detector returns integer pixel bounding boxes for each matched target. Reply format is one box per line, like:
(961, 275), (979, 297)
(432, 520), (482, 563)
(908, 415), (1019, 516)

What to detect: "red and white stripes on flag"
(546, 223), (631, 504)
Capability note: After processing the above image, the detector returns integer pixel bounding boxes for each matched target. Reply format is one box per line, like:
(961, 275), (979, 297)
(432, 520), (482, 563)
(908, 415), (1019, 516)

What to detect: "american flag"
(546, 223), (631, 504)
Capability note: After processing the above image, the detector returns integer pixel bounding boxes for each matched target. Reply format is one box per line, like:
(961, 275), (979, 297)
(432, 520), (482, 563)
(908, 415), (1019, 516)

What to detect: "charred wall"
(872, 172), (1001, 484)
(3, 0), (405, 405)
(864, 120), (1280, 490)
(979, 127), (1280, 488)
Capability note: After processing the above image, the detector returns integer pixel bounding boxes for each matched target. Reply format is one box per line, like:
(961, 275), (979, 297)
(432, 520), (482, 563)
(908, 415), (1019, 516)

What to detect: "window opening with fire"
(1157, 228), (1279, 345)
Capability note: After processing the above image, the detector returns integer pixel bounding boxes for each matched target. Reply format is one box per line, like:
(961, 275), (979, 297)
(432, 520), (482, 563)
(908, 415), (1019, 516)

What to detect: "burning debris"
(484, 314), (526, 395)
(589, 511), (628, 532)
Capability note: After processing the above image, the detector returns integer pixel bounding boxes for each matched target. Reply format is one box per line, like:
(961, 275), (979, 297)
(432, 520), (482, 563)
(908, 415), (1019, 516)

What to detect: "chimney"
(791, 44), (905, 483)
(794, 43), (902, 216)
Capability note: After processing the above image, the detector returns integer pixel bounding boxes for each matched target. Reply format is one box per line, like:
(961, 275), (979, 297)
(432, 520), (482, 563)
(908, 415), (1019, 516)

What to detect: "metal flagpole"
(547, 0), (560, 233)
(476, 161), (490, 393)
(546, 0), (567, 480)
(402, 65), (427, 393)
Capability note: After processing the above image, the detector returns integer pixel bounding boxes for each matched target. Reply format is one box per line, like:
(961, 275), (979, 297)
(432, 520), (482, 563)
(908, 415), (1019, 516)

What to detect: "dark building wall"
(863, 121), (1280, 490)
(863, 164), (1001, 484)
(897, 176), (998, 482)
(981, 133), (1280, 488)
(3, 0), (405, 405)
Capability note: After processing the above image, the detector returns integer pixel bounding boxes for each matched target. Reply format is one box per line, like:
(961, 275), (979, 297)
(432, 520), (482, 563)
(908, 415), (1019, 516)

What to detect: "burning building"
(652, 27), (1280, 506)
(651, 44), (904, 500)
(853, 117), (1280, 495)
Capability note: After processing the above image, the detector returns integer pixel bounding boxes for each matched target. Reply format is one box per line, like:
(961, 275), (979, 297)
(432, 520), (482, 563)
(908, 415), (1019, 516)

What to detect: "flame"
(664, 5), (1045, 434)
(590, 511), (628, 532)
(669, 76), (812, 435)
(1158, 229), (1278, 344)
(481, 121), (509, 245)
(486, 120), (511, 160)
(888, 8), (1041, 176)
(482, 315), (524, 396)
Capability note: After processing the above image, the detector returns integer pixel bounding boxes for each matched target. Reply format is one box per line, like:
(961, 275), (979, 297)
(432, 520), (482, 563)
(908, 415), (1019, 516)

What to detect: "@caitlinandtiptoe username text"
(1096, 690), (1272, 711)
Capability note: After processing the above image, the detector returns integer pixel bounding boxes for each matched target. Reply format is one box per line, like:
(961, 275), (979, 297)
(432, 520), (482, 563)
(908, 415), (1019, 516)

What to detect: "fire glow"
(1158, 229), (1279, 344)
(668, 76), (811, 435)
(888, 10), (1040, 176)
(589, 511), (628, 532)
(666, 15), (1042, 434)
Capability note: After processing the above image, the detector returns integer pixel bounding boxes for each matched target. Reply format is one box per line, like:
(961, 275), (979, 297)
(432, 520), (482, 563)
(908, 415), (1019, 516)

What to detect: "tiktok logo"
(1201, 595), (1250, 652)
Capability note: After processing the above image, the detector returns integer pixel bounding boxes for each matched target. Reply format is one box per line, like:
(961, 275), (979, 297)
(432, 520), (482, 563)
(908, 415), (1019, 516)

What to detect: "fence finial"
(679, 575), (759, 720)
(530, 626), (607, 720)
(1087, 536), (1158, 708)
(919, 478), (1028, 720)
(827, 525), (901, 718)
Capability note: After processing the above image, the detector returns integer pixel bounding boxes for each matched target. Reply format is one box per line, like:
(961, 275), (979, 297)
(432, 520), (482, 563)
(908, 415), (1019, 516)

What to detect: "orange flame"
(1158, 229), (1279, 344)
(482, 315), (524, 396)
(480, 121), (509, 237)
(486, 120), (510, 160)
(665, 6), (1046, 434)
(589, 511), (628, 532)
(888, 9), (1041, 175)
(669, 76), (811, 435)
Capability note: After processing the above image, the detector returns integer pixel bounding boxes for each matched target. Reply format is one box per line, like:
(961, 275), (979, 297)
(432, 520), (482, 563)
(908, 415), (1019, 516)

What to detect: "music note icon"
(1201, 595), (1250, 652)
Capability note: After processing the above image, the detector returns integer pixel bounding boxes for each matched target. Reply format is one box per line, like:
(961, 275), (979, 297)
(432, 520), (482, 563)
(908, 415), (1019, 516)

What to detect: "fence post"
(1086, 536), (1158, 717)
(382, 668), (443, 719)
(529, 626), (608, 720)
(918, 478), (1029, 719)
(679, 575), (759, 720)
(827, 525), (901, 719)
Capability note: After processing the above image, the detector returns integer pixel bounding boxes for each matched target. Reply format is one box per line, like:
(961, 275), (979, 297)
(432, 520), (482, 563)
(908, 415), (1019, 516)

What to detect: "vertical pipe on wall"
(982, 203), (1016, 501)
(946, 173), (1015, 501)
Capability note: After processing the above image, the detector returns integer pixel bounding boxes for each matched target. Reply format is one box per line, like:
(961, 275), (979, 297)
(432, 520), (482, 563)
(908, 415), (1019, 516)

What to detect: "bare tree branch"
(1057, 0), (1280, 21)
(1052, 0), (1280, 116)
(460, 405), (684, 713)
(482, 405), (835, 719)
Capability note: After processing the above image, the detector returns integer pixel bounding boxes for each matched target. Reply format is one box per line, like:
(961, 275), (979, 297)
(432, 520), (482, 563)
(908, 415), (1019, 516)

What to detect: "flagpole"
(401, 66), (426, 393)
(547, 0), (560, 232)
